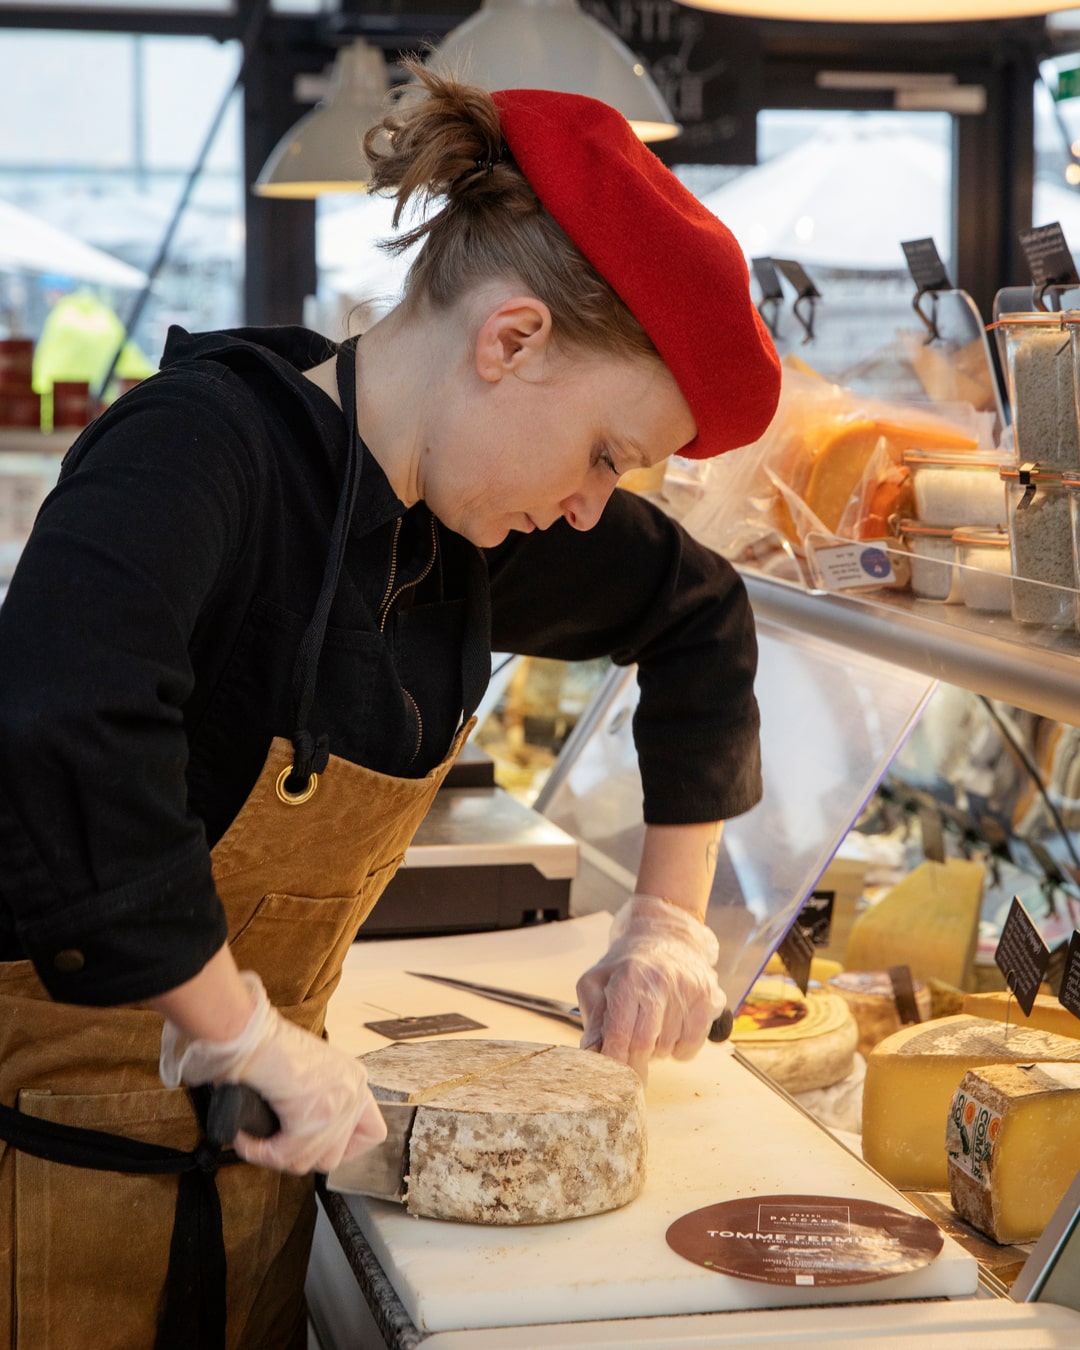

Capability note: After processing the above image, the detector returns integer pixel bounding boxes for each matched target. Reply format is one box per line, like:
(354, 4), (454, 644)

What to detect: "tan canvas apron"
(0, 338), (475, 1348)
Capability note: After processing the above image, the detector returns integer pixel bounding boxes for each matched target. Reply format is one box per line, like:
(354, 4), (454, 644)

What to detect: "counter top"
(317, 918), (977, 1341)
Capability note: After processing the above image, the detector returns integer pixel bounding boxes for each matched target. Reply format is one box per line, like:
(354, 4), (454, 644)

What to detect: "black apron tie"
(0, 1087), (236, 1350)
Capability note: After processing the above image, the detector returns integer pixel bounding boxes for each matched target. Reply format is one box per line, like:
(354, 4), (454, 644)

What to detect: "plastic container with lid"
(1063, 472), (1080, 634)
(998, 312), (1080, 470)
(1001, 463), (1077, 628)
(898, 520), (961, 602)
(952, 526), (1012, 614)
(904, 450), (1009, 527)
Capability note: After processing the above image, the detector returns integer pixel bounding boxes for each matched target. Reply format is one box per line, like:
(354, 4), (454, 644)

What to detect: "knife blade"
(326, 1101), (417, 1202)
(208, 1083), (416, 1203)
(407, 971), (734, 1043)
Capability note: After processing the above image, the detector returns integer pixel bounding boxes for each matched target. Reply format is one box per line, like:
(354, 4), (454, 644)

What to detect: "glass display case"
(535, 614), (935, 1009)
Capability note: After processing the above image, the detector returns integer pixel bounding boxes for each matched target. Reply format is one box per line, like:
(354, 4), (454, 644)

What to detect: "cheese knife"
(406, 971), (734, 1043)
(207, 1083), (416, 1202)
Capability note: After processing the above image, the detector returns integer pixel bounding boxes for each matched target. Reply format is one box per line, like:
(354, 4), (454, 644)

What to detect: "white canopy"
(0, 197), (147, 289)
(700, 121), (950, 273)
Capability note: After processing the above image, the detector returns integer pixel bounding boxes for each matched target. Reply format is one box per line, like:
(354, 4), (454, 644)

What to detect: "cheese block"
(843, 858), (985, 988)
(361, 1039), (646, 1225)
(731, 978), (859, 1093)
(947, 1062), (1080, 1244)
(961, 991), (1080, 1040)
(862, 1015), (1080, 1191)
(828, 969), (933, 1059)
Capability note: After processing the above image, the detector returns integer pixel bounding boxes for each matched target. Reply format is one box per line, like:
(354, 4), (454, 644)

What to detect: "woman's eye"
(597, 446), (619, 476)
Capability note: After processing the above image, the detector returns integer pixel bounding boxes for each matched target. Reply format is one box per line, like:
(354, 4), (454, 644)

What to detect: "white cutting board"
(325, 917), (978, 1335)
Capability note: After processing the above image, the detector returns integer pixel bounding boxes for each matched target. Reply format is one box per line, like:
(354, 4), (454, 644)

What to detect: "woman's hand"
(159, 969), (386, 1174)
(575, 894), (726, 1083)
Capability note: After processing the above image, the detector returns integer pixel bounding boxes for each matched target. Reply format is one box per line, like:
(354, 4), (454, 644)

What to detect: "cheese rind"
(733, 982), (858, 1093)
(828, 969), (932, 1059)
(862, 1015), (1080, 1191)
(364, 1039), (545, 1103)
(961, 992), (1080, 1041)
(947, 1062), (1080, 1244)
(363, 1039), (647, 1225)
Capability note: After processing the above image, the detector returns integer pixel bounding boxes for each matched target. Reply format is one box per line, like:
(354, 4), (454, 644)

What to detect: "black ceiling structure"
(0, 2), (1071, 323)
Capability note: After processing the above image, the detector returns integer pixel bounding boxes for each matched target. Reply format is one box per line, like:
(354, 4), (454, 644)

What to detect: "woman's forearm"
(147, 943), (256, 1041)
(635, 820), (724, 924)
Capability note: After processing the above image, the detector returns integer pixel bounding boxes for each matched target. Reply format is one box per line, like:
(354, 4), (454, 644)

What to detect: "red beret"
(492, 88), (781, 459)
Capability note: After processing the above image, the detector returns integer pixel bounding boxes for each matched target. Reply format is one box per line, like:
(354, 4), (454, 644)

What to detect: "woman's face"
(421, 339), (697, 549)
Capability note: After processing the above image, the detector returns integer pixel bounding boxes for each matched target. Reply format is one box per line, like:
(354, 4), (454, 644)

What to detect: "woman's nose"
(560, 478), (616, 531)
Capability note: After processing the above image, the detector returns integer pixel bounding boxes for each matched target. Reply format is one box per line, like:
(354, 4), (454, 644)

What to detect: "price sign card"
(888, 964), (924, 1026)
(800, 889), (835, 947)
(773, 257), (821, 299)
(1058, 930), (1080, 1022)
(751, 256), (784, 301)
(995, 896), (1050, 1017)
(1018, 222), (1080, 290)
(812, 541), (897, 590)
(777, 918), (815, 994)
(902, 237), (951, 293)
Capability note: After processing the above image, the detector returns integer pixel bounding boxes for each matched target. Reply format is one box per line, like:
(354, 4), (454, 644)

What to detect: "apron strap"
(285, 335), (365, 792)
(0, 1087), (237, 1350)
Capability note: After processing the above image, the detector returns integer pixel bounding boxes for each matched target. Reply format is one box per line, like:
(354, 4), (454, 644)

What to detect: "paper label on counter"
(946, 1086), (999, 1185)
(364, 1013), (487, 1040)
(666, 1194), (943, 1287)
(812, 541), (897, 591)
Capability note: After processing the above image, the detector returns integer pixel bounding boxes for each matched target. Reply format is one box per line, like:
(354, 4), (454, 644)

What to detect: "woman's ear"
(474, 297), (553, 383)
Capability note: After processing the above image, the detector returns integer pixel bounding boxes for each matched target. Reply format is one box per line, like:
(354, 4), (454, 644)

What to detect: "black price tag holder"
(751, 256), (784, 339)
(773, 258), (821, 344)
(776, 918), (815, 994)
(1018, 222), (1080, 312)
(888, 964), (923, 1026)
(994, 895), (1050, 1019)
(901, 236), (953, 344)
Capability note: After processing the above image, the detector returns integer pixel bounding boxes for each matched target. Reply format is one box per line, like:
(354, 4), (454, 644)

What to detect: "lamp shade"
(428, 0), (680, 142)
(675, 0), (1072, 20)
(254, 39), (390, 198)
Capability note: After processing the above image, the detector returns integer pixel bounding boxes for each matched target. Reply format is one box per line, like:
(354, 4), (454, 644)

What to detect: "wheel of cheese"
(362, 1039), (646, 1225)
(731, 979), (859, 1094)
(828, 969), (933, 1059)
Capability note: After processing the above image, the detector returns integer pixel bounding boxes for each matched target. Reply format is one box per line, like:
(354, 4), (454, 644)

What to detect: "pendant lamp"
(428, 0), (680, 143)
(254, 38), (390, 198)
(674, 0), (1073, 20)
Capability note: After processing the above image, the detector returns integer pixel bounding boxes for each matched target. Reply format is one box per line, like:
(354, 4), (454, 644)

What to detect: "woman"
(0, 66), (779, 1350)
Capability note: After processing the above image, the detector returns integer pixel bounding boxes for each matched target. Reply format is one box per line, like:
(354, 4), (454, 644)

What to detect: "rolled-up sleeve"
(0, 376), (253, 1004)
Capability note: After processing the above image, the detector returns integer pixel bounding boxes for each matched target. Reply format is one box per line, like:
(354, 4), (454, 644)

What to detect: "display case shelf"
(740, 567), (1080, 728)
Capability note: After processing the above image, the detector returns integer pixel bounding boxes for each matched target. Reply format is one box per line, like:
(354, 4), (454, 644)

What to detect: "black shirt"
(0, 326), (762, 1006)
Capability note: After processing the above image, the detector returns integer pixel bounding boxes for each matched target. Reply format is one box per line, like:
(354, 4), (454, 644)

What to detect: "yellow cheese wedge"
(843, 858), (985, 988)
(961, 991), (1080, 1040)
(947, 1062), (1080, 1244)
(862, 1014), (1080, 1191)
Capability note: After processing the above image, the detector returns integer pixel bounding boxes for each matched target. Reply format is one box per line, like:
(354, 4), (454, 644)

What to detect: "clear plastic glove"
(160, 970), (387, 1175)
(575, 895), (725, 1083)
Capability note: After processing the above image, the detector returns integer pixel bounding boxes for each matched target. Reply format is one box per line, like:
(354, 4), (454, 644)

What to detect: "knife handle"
(708, 1008), (734, 1043)
(207, 1084), (281, 1147)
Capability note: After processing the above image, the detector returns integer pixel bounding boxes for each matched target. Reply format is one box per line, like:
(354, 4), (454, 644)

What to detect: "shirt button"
(53, 949), (86, 973)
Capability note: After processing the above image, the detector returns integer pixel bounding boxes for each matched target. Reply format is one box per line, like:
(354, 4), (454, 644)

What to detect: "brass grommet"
(275, 766), (318, 805)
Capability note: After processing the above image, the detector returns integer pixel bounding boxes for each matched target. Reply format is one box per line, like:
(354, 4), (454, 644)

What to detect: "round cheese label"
(666, 1194), (943, 1287)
